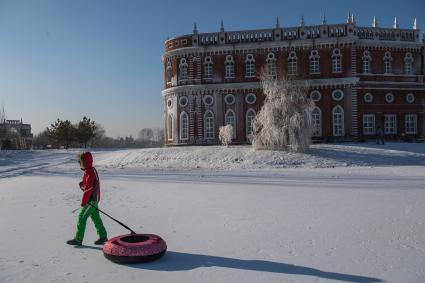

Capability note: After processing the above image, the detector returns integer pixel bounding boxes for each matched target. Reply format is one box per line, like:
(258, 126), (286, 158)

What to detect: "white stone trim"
(162, 77), (360, 96)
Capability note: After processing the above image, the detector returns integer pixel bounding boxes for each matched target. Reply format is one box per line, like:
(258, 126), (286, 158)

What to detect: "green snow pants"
(74, 201), (107, 242)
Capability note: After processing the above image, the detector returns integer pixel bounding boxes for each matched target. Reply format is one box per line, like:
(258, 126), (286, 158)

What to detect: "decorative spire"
(347, 12), (351, 23)
(372, 16), (378, 28)
(275, 16), (280, 28)
(351, 13), (355, 24)
(220, 20), (224, 32)
(322, 13), (327, 25)
(193, 22), (198, 34)
(300, 15), (305, 27)
(413, 18), (417, 30)
(393, 16), (399, 29)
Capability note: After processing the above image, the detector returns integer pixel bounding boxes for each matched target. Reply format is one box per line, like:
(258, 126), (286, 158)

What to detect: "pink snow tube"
(103, 233), (167, 263)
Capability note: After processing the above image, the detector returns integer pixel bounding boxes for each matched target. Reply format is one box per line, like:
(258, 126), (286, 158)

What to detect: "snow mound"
(94, 143), (425, 170)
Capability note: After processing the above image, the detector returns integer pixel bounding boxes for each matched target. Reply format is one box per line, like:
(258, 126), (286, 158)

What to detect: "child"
(67, 152), (108, 246)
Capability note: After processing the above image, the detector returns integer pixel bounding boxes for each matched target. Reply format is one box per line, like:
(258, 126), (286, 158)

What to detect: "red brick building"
(162, 16), (425, 145)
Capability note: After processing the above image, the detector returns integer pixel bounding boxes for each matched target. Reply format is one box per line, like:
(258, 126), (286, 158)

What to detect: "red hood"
(82, 152), (93, 168)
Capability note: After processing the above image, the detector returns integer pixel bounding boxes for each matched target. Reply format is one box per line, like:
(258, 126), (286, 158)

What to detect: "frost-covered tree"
(219, 125), (233, 146)
(252, 74), (314, 152)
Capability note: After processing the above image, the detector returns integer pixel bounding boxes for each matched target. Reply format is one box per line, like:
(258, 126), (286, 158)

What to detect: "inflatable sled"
(103, 233), (167, 264)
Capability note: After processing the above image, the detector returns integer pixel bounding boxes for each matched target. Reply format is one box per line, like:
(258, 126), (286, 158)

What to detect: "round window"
(203, 95), (214, 106)
(224, 94), (235, 105)
(385, 93), (395, 103)
(167, 99), (173, 108)
(245, 93), (256, 104)
(310, 91), (321, 102)
(179, 96), (188, 107)
(363, 93), (373, 103)
(332, 90), (344, 101)
(406, 93), (415, 103)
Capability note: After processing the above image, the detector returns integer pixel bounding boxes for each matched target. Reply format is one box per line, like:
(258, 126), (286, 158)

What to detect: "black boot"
(94, 238), (108, 245)
(66, 239), (82, 246)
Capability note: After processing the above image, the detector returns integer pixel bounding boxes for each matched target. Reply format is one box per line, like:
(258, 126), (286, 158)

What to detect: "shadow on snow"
(126, 251), (384, 283)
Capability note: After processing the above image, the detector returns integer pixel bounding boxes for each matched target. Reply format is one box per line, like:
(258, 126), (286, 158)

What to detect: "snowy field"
(0, 143), (425, 283)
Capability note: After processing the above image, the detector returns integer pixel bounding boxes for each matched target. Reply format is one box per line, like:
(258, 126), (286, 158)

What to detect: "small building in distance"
(0, 119), (33, 149)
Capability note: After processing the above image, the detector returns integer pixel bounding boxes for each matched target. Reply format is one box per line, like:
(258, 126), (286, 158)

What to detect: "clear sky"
(0, 0), (423, 137)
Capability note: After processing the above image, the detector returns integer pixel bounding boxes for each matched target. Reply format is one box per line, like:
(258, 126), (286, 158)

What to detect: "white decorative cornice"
(162, 77), (360, 96)
(163, 38), (359, 59)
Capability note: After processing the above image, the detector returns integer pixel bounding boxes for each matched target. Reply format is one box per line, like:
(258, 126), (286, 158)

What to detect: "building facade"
(162, 15), (425, 145)
(0, 119), (33, 149)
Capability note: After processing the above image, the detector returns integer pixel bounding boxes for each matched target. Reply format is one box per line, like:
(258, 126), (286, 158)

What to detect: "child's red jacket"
(80, 152), (101, 207)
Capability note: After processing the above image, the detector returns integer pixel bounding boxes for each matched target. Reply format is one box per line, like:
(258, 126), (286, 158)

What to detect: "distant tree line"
(32, 117), (164, 149)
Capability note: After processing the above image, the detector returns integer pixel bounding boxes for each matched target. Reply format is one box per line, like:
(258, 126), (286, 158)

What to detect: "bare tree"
(252, 74), (314, 152)
(219, 125), (233, 146)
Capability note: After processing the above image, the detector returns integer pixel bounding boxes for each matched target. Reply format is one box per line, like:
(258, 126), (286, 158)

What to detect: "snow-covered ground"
(0, 143), (424, 282)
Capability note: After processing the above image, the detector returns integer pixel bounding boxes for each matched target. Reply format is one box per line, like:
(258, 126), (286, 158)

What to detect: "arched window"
(225, 55), (235, 78)
(311, 107), (322, 137)
(383, 51), (392, 74)
(287, 51), (297, 75)
(225, 109), (236, 138)
(204, 111), (215, 139)
(245, 54), (255, 77)
(167, 61), (172, 84)
(203, 56), (213, 80)
(167, 114), (173, 141)
(246, 109), (256, 141)
(362, 50), (372, 73)
(404, 52), (413, 75)
(332, 48), (342, 73)
(180, 112), (189, 140)
(332, 106), (344, 136)
(309, 50), (320, 74)
(266, 53), (277, 79)
(179, 58), (188, 81)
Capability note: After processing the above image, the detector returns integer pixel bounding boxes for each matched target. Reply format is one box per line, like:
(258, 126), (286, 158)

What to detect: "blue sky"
(0, 0), (423, 137)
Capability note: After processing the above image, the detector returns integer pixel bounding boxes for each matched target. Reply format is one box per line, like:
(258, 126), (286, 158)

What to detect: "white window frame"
(332, 106), (344, 136)
(203, 56), (213, 80)
(332, 48), (342, 73)
(245, 93), (257, 104)
(383, 51), (392, 74)
(311, 107), (322, 137)
(224, 94), (235, 105)
(204, 110), (215, 139)
(406, 93), (415, 104)
(332, 89), (344, 101)
(179, 96), (188, 107)
(362, 114), (376, 135)
(179, 58), (188, 81)
(363, 93), (373, 103)
(362, 50), (372, 74)
(287, 51), (297, 76)
(384, 114), (397, 135)
(266, 53), (277, 79)
(245, 54), (255, 78)
(225, 55), (235, 79)
(246, 109), (256, 141)
(203, 95), (214, 106)
(405, 114), (417, 134)
(179, 111), (189, 141)
(310, 90), (321, 102)
(167, 61), (172, 84)
(385, 93), (395, 103)
(309, 50), (320, 74)
(404, 52), (413, 75)
(225, 109), (236, 138)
